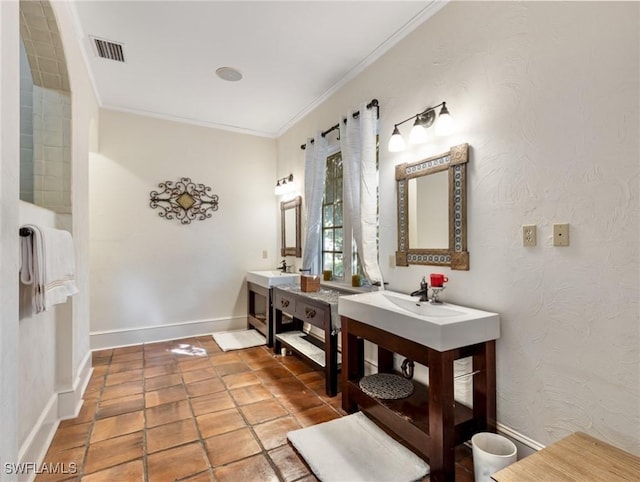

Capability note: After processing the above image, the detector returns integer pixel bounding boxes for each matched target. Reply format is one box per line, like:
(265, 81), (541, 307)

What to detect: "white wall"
(0, 1), (97, 479)
(276, 1), (639, 454)
(0, 1), (21, 478)
(90, 109), (278, 348)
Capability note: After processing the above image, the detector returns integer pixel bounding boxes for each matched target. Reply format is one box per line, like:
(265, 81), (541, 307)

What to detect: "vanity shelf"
(273, 285), (344, 397)
(342, 316), (497, 482)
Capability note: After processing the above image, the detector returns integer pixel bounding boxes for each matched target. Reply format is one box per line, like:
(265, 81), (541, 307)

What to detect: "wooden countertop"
(492, 432), (640, 481)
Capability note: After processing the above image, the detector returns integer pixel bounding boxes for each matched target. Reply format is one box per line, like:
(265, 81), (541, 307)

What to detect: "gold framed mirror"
(281, 196), (302, 257)
(395, 143), (469, 270)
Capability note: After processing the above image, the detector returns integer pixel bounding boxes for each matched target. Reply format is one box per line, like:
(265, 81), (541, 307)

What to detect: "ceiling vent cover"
(91, 37), (125, 62)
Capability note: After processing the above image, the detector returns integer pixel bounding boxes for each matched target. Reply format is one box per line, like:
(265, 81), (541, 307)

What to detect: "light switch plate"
(553, 223), (570, 246)
(522, 225), (536, 247)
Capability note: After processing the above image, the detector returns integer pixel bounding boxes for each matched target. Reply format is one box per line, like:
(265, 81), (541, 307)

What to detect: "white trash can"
(471, 432), (517, 482)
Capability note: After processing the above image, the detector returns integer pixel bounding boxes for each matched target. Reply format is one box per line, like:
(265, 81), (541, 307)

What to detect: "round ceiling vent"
(215, 67), (243, 82)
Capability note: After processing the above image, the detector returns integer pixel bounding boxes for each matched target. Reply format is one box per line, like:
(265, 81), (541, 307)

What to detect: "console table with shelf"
(272, 284), (346, 397)
(341, 315), (497, 482)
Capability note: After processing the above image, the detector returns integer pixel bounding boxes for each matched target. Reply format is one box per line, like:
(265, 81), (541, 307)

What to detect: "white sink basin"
(246, 270), (300, 288)
(338, 290), (500, 351)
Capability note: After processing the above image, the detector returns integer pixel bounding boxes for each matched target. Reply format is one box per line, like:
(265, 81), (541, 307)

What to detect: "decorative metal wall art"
(149, 177), (219, 224)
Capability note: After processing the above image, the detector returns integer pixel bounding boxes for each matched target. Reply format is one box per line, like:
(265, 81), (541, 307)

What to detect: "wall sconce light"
(388, 101), (454, 152)
(275, 173), (296, 196)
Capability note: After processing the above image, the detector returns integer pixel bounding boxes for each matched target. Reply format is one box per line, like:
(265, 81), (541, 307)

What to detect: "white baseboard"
(58, 350), (92, 420)
(90, 316), (246, 350)
(17, 394), (59, 482)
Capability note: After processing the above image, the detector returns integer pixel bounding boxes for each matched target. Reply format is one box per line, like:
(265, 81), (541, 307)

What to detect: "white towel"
(20, 224), (78, 313)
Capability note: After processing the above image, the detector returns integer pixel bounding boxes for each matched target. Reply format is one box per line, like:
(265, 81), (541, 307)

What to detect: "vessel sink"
(338, 290), (500, 351)
(246, 270), (300, 288)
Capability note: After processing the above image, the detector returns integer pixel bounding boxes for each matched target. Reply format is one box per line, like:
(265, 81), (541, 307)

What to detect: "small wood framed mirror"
(281, 196), (302, 257)
(395, 143), (469, 270)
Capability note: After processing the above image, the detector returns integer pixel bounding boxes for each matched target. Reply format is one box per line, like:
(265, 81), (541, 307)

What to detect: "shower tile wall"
(32, 85), (71, 214)
(20, 40), (34, 203)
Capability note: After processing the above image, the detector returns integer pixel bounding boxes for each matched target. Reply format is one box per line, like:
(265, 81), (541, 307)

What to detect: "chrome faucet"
(410, 276), (429, 302)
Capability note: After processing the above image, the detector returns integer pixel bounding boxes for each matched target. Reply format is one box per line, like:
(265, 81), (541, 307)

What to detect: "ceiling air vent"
(91, 37), (125, 62)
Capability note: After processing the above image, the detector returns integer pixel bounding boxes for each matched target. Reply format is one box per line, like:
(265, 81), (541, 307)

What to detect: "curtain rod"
(300, 98), (379, 150)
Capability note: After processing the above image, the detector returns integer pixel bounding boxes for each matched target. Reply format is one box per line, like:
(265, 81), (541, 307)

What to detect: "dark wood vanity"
(341, 315), (497, 482)
(272, 285), (342, 397)
(246, 281), (272, 346)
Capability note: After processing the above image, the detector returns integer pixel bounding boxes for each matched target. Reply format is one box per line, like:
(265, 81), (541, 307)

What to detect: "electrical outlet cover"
(522, 225), (536, 247)
(553, 223), (570, 246)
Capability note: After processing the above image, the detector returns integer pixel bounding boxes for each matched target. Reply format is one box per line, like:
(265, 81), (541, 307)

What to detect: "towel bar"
(19, 227), (32, 237)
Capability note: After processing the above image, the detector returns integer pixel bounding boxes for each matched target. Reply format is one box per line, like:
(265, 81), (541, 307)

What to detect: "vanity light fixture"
(275, 173), (295, 196)
(388, 102), (454, 152)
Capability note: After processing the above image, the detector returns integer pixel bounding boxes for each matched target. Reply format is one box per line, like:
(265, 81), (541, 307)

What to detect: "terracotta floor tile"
(268, 444), (310, 482)
(146, 418), (199, 453)
(230, 384), (273, 406)
(81, 459), (144, 482)
(277, 390), (324, 413)
(254, 365), (294, 382)
(58, 399), (97, 427)
(190, 391), (235, 417)
(221, 371), (261, 390)
(185, 377), (226, 397)
(264, 378), (306, 397)
(204, 427), (261, 467)
(280, 356), (316, 375)
(108, 359), (144, 373)
(145, 399), (193, 428)
(47, 422), (92, 453)
(245, 356), (280, 370)
(181, 471), (214, 482)
(111, 351), (143, 364)
(253, 416), (301, 450)
(145, 384), (187, 408)
(92, 353), (111, 366)
(182, 367), (218, 384)
(144, 373), (183, 391)
(209, 352), (243, 365)
(235, 346), (273, 361)
(179, 357), (214, 372)
(96, 394), (144, 419)
(105, 368), (143, 387)
(144, 354), (176, 367)
(90, 410), (144, 443)
(101, 380), (144, 401)
(144, 363), (178, 378)
(293, 405), (340, 428)
(36, 445), (84, 482)
(147, 442), (209, 482)
(196, 408), (245, 438)
(297, 371), (324, 385)
(91, 365), (108, 377)
(92, 348), (113, 359)
(240, 399), (288, 425)
(214, 361), (251, 377)
(83, 431), (143, 474)
(213, 454), (279, 482)
(113, 345), (143, 355)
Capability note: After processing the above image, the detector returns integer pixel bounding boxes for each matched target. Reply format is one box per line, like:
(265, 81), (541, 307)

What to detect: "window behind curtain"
(322, 152), (344, 280)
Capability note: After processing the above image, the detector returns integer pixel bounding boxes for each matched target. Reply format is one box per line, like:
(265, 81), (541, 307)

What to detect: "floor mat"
(287, 411), (429, 482)
(212, 329), (266, 351)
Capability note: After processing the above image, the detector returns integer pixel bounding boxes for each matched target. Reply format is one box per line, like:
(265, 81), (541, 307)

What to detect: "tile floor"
(37, 335), (475, 481)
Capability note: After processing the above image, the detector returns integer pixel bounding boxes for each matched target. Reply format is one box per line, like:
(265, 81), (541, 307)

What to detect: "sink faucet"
(278, 260), (289, 273)
(410, 276), (429, 302)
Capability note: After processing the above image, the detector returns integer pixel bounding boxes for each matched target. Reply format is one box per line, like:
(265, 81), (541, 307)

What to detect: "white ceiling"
(70, 1), (444, 137)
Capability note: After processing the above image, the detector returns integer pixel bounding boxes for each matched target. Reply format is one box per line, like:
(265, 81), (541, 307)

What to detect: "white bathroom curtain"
(341, 103), (384, 285)
(302, 133), (328, 275)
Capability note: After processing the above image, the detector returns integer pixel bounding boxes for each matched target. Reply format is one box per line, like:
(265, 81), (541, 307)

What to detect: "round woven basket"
(359, 373), (414, 400)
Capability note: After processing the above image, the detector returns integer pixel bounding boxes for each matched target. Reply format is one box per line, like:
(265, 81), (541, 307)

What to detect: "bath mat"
(212, 329), (266, 351)
(287, 411), (429, 482)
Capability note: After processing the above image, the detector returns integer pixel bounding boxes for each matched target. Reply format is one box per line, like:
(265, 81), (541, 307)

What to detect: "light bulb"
(388, 126), (405, 152)
(435, 103), (454, 136)
(409, 116), (428, 144)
